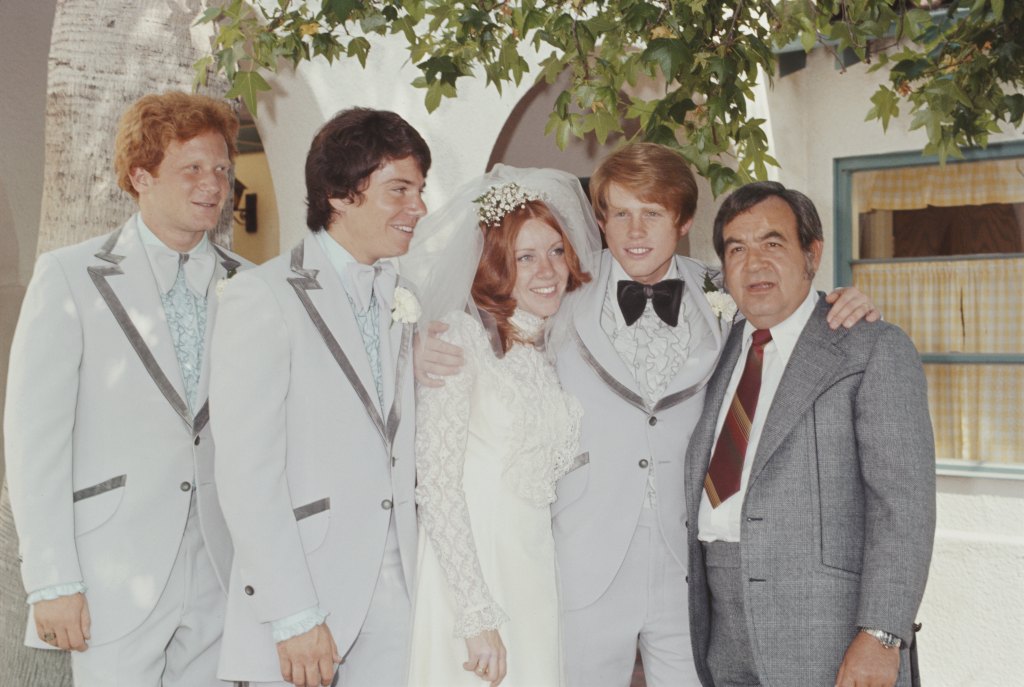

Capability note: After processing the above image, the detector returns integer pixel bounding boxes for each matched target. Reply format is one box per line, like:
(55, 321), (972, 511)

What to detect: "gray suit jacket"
(210, 236), (418, 681)
(685, 298), (936, 686)
(5, 215), (248, 647)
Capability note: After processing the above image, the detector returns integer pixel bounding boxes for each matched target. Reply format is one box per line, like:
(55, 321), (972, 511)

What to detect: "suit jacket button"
(381, 499), (393, 510)
(244, 585), (254, 596)
(648, 416), (658, 426)
(180, 481), (191, 492)
(194, 436), (200, 446)
(638, 459), (649, 468)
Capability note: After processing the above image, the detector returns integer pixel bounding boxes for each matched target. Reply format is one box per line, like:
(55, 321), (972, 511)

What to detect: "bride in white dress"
(401, 167), (601, 687)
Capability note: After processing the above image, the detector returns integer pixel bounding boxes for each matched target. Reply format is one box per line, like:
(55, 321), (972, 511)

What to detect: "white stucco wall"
(251, 35), (540, 251)
(762, 50), (1024, 686)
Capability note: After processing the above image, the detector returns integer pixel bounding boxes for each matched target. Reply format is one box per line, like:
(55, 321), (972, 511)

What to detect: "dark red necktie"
(704, 329), (773, 508)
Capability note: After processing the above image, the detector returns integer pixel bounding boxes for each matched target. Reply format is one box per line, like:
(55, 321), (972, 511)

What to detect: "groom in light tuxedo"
(210, 108), (429, 687)
(5, 91), (248, 685)
(419, 143), (877, 687)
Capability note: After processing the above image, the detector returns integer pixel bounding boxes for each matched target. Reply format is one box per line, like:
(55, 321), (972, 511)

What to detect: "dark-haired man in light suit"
(686, 181), (936, 687)
(211, 107), (429, 687)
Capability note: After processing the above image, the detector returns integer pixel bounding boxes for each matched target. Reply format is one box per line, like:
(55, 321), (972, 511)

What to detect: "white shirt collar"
(740, 288), (819, 361)
(136, 214), (210, 256)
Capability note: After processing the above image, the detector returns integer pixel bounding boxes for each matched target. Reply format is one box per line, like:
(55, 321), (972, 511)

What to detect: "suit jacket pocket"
(73, 475), (127, 536)
(552, 454), (590, 518)
(294, 497), (330, 553)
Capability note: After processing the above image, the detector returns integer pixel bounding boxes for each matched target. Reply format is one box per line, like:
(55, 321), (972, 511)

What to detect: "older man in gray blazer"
(686, 181), (936, 687)
(210, 108), (429, 687)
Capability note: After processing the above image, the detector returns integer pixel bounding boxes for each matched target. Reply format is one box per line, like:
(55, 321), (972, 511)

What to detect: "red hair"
(471, 200), (591, 353)
(114, 91), (239, 199)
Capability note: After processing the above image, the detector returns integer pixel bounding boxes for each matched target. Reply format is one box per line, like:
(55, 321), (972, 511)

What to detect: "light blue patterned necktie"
(160, 255), (208, 414)
(345, 262), (397, 411)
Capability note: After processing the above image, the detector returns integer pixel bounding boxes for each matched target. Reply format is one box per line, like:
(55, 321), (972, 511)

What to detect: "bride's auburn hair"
(471, 200), (591, 353)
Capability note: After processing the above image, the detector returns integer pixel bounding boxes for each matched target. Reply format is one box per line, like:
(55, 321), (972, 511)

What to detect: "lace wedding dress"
(408, 309), (583, 687)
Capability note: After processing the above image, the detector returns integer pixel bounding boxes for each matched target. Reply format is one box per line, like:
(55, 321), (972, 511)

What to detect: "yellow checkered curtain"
(852, 261), (965, 353)
(855, 159), (1024, 212)
(925, 365), (1023, 464)
(854, 258), (1024, 463)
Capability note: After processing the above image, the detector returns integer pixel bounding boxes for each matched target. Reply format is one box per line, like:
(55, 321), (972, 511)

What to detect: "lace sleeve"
(414, 312), (509, 638)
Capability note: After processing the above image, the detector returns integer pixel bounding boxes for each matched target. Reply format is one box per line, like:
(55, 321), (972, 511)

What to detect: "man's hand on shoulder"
(835, 630), (900, 687)
(34, 592), (90, 651)
(414, 320), (465, 387)
(825, 287), (881, 330)
(277, 623), (342, 687)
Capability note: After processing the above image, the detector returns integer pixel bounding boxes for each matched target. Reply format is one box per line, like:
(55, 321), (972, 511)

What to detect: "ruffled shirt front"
(414, 308), (582, 638)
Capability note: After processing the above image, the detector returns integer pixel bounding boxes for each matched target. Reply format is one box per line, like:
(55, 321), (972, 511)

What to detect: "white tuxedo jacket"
(553, 252), (729, 610)
(210, 236), (418, 681)
(5, 215), (246, 647)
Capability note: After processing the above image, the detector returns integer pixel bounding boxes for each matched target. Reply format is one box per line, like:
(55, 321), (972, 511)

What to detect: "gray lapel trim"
(193, 246), (241, 428)
(287, 242), (389, 447)
(652, 368), (714, 413)
(383, 322), (412, 449)
(294, 497), (330, 521)
(89, 234), (193, 433)
(212, 244), (241, 274)
(73, 474), (127, 502)
(193, 401), (210, 436)
(572, 327), (648, 413)
(571, 327), (713, 415)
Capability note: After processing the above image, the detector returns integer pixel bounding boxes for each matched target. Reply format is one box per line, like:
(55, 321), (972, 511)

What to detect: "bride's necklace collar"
(510, 308), (546, 342)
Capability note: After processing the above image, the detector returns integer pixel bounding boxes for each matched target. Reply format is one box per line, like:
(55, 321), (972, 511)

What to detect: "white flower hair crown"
(475, 182), (544, 227)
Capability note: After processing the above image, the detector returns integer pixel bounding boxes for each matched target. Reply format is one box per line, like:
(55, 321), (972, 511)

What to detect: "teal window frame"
(833, 141), (1024, 479)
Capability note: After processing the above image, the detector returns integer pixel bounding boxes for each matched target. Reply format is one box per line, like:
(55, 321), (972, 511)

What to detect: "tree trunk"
(0, 1), (229, 683)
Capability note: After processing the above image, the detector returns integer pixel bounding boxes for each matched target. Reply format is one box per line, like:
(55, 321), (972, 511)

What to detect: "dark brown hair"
(305, 107), (431, 231)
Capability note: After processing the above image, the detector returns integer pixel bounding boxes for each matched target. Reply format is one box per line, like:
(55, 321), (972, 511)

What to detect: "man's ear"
(128, 167), (152, 195)
(806, 239), (824, 279)
(328, 196), (350, 216)
(677, 217), (695, 239)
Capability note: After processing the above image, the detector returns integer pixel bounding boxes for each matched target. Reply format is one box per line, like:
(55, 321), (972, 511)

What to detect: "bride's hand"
(463, 629), (507, 686)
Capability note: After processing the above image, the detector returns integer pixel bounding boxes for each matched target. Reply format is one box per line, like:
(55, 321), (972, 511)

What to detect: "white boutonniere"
(702, 269), (736, 327)
(215, 265), (238, 299)
(391, 286), (421, 324)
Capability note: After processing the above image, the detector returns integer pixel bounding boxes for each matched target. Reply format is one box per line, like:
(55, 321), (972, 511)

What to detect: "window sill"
(936, 460), (1024, 481)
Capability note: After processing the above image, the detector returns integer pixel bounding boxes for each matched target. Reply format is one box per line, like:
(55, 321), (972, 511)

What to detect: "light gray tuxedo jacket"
(553, 251), (727, 610)
(210, 235), (418, 681)
(4, 215), (247, 648)
(685, 299), (936, 687)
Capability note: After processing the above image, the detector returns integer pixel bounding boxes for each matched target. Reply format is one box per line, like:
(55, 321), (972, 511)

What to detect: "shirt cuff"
(27, 581), (87, 605)
(271, 606), (329, 643)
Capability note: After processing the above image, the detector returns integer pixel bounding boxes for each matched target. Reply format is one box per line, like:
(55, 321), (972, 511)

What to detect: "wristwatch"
(861, 627), (902, 649)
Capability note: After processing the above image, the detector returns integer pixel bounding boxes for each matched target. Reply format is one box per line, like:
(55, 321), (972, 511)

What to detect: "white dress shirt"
(698, 290), (820, 542)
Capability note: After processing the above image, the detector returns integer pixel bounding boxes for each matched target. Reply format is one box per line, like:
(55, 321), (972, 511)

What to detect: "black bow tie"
(617, 279), (684, 327)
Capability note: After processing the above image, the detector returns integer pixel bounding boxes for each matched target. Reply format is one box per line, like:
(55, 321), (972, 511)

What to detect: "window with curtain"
(842, 153), (1024, 469)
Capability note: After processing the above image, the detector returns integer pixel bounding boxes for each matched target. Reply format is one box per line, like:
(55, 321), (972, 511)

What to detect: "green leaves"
(225, 71), (271, 115)
(196, 0), (1024, 191)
